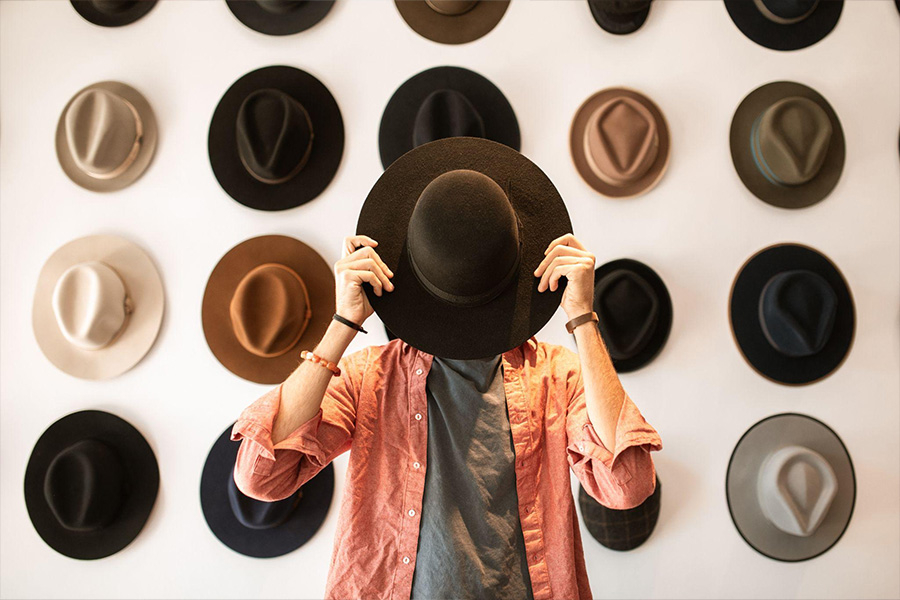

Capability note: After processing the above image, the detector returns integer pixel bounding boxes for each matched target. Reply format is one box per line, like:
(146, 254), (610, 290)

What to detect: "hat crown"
(91, 0), (139, 15)
(412, 89), (486, 149)
(594, 269), (659, 360)
(752, 96), (832, 187)
(758, 445), (838, 537)
(585, 96), (659, 186)
(257, 0), (306, 14)
(230, 263), (312, 358)
(425, 0), (478, 15)
(759, 269), (837, 357)
(407, 169), (521, 307)
(227, 474), (298, 530)
(52, 261), (130, 351)
(44, 439), (125, 532)
(755, 0), (819, 24)
(590, 0), (652, 15)
(65, 88), (141, 179)
(236, 88), (314, 185)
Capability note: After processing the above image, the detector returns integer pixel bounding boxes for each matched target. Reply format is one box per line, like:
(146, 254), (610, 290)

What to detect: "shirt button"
(578, 443), (585, 452)
(416, 368), (423, 375)
(533, 554), (541, 561)
(415, 413), (422, 421)
(402, 556), (410, 564)
(408, 509), (416, 517)
(413, 462), (421, 469)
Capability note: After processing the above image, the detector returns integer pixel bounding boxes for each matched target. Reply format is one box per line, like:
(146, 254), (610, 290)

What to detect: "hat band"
(753, 0), (818, 24)
(238, 110), (315, 186)
(83, 98), (144, 181)
(750, 113), (789, 187)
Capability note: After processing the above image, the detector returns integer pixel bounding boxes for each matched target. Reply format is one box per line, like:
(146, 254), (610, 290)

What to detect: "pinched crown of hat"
(594, 269), (659, 360)
(64, 88), (143, 181)
(757, 445), (838, 537)
(413, 90), (486, 148)
(751, 97), (832, 187)
(758, 269), (837, 358)
(584, 96), (660, 188)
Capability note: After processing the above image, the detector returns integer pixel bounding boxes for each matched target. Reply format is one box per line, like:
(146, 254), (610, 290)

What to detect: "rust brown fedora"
(395, 0), (510, 45)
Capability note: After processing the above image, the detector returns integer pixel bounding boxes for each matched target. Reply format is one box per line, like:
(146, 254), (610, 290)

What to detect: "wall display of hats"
(579, 476), (662, 551)
(70, 0), (158, 27)
(395, 0), (510, 44)
(226, 0), (336, 36)
(724, 0), (843, 51)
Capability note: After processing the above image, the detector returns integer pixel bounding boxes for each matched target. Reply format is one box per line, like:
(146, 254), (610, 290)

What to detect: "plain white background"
(1, 0), (898, 598)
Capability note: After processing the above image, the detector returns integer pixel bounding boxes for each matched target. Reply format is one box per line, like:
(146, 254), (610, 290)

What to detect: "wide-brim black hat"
(209, 65), (344, 211)
(579, 476), (661, 551)
(226, 1), (335, 36)
(724, 0), (843, 51)
(729, 243), (854, 385)
(24, 410), (159, 560)
(357, 137), (571, 359)
(588, 0), (652, 35)
(379, 66), (520, 169)
(200, 424), (334, 558)
(70, 0), (157, 27)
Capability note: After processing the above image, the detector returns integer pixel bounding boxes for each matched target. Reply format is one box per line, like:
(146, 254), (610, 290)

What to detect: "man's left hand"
(534, 233), (596, 320)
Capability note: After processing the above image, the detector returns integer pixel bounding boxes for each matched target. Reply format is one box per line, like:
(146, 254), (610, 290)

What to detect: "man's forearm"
(573, 322), (626, 451)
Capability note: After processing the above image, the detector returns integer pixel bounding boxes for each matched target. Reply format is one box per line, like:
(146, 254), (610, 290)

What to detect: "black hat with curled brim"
(70, 1), (157, 27)
(724, 0), (843, 51)
(226, 0), (335, 36)
(357, 137), (572, 359)
(588, 0), (653, 35)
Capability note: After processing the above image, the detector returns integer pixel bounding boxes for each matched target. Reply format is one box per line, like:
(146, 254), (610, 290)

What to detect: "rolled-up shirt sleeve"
(230, 347), (369, 502)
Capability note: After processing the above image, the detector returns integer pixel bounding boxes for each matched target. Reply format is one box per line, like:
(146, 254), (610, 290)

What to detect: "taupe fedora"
(730, 81), (844, 209)
(570, 88), (670, 198)
(32, 235), (165, 380)
(395, 0), (510, 45)
(56, 81), (158, 192)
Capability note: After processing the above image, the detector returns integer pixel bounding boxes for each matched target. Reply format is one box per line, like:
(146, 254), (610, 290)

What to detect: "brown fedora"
(395, 0), (510, 45)
(202, 235), (335, 384)
(570, 87), (670, 198)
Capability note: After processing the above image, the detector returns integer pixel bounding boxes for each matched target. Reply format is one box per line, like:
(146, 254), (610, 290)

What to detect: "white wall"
(1, 1), (898, 598)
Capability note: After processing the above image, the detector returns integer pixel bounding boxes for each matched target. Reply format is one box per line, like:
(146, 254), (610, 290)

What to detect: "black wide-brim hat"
(226, 0), (335, 36)
(24, 410), (159, 560)
(209, 65), (344, 211)
(357, 137), (571, 359)
(729, 243), (854, 385)
(200, 424), (334, 558)
(579, 476), (661, 551)
(70, 0), (157, 27)
(588, 0), (652, 35)
(379, 66), (520, 169)
(724, 0), (843, 51)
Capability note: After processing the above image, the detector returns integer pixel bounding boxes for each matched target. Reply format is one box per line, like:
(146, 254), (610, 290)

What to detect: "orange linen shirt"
(232, 337), (662, 600)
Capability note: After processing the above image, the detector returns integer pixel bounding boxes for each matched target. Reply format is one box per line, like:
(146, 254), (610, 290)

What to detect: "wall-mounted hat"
(357, 137), (571, 359)
(395, 0), (510, 45)
(209, 66), (344, 211)
(202, 235), (335, 384)
(727, 413), (855, 562)
(588, 0), (653, 35)
(590, 259), (672, 372)
(570, 88), (670, 198)
(730, 81), (844, 209)
(729, 243), (854, 386)
(70, 0), (157, 27)
(579, 476), (661, 551)
(725, 0), (843, 51)
(56, 81), (157, 192)
(226, 0), (335, 36)
(32, 235), (164, 380)
(379, 66), (520, 169)
(201, 424), (333, 558)
(24, 410), (159, 560)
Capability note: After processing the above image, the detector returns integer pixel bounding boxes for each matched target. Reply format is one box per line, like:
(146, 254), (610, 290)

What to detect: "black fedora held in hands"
(729, 243), (854, 386)
(209, 66), (344, 211)
(379, 66), (520, 169)
(24, 410), (159, 560)
(725, 0), (843, 51)
(226, 0), (335, 36)
(588, 0), (653, 35)
(579, 476), (661, 551)
(357, 137), (572, 359)
(70, 0), (157, 27)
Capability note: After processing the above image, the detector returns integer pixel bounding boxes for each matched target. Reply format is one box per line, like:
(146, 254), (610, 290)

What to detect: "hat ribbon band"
(750, 114), (789, 187)
(85, 98), (144, 181)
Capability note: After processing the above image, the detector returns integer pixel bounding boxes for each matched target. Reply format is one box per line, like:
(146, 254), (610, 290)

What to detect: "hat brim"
(202, 235), (335, 384)
(357, 137), (571, 359)
(588, 2), (651, 35)
(730, 81), (845, 209)
(56, 81), (158, 193)
(378, 66), (521, 169)
(209, 66), (344, 211)
(226, 1), (335, 36)
(726, 413), (855, 562)
(724, 0), (842, 51)
(729, 243), (854, 386)
(32, 235), (165, 380)
(579, 476), (661, 551)
(395, 0), (510, 45)
(200, 424), (334, 558)
(589, 259), (672, 372)
(570, 88), (670, 199)
(24, 410), (159, 560)
(70, 0), (157, 27)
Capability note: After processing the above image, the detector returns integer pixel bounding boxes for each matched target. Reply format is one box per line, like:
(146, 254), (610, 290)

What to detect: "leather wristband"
(300, 350), (341, 377)
(333, 313), (367, 334)
(566, 311), (599, 334)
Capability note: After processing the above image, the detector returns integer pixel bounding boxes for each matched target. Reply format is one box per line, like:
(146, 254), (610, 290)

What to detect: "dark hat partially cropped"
(209, 66), (344, 211)
(70, 0), (157, 27)
(24, 410), (159, 560)
(226, 0), (335, 36)
(729, 243), (854, 386)
(590, 259), (672, 372)
(727, 413), (855, 562)
(379, 66), (520, 169)
(588, 0), (653, 35)
(357, 137), (571, 359)
(725, 0), (842, 51)
(202, 235), (335, 384)
(730, 81), (844, 209)
(579, 477), (661, 551)
(395, 0), (510, 45)
(201, 424), (334, 558)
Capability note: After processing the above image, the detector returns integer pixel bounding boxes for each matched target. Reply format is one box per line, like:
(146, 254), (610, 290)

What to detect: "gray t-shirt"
(410, 354), (534, 600)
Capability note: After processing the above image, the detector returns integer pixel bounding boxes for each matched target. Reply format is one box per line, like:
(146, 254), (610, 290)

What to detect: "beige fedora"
(570, 87), (670, 198)
(56, 81), (158, 192)
(32, 235), (165, 380)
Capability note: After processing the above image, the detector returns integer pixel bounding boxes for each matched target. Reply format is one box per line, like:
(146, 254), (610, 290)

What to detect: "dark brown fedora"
(395, 0), (510, 45)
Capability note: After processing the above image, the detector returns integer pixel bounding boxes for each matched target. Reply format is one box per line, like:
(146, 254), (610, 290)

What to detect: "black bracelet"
(333, 313), (368, 334)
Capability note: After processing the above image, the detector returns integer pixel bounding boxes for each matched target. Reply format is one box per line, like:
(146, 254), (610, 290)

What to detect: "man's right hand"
(334, 235), (394, 325)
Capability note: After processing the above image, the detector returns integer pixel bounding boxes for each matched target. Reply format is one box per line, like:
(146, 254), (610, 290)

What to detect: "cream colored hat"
(56, 81), (158, 192)
(32, 235), (164, 380)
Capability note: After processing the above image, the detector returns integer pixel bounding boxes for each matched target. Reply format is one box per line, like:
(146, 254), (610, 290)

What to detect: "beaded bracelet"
(300, 350), (341, 377)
